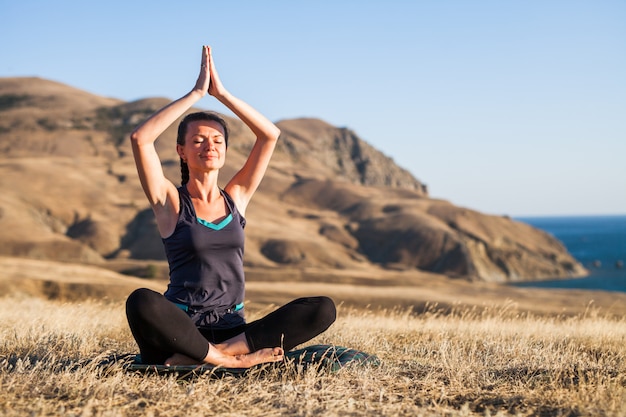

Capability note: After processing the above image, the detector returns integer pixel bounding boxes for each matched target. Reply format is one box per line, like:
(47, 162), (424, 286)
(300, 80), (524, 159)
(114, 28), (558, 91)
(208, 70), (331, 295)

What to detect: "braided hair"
(176, 112), (229, 185)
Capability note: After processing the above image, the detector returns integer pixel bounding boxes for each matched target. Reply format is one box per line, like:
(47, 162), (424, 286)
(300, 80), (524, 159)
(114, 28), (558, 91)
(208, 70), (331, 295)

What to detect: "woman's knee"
(126, 288), (162, 320)
(292, 296), (336, 330)
(316, 296), (337, 328)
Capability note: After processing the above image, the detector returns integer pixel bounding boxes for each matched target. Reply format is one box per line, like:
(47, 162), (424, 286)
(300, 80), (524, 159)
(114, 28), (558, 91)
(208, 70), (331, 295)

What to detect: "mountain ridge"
(0, 77), (586, 282)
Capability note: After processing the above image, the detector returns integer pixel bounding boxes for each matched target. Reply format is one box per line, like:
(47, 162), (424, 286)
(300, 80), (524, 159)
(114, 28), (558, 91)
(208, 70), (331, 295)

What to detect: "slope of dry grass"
(1, 295), (625, 416)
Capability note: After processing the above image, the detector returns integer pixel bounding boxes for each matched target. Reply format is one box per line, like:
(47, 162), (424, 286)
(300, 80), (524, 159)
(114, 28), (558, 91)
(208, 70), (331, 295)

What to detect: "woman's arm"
(207, 47), (281, 215)
(130, 46), (211, 236)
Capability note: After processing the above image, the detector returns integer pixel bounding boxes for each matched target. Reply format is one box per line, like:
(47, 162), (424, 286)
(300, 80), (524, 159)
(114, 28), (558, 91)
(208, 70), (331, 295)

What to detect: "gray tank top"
(163, 186), (246, 329)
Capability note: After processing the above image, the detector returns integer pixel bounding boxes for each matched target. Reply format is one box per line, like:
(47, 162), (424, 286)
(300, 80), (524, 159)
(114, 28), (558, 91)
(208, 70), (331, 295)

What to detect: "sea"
(511, 215), (626, 293)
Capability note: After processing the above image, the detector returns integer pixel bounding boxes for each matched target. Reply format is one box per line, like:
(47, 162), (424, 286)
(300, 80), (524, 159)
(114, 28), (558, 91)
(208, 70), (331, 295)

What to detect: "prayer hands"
(193, 45), (210, 96)
(193, 45), (227, 99)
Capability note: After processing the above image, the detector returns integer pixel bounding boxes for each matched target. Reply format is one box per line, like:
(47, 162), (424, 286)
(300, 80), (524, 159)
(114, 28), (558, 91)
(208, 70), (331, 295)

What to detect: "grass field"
(1, 294), (625, 417)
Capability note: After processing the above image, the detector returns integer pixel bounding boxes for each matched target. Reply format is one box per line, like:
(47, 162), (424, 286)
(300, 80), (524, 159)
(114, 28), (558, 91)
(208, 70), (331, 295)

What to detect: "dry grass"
(1, 296), (625, 416)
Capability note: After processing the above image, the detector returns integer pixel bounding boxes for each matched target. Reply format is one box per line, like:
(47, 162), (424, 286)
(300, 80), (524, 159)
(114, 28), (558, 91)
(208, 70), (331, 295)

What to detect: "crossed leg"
(125, 288), (282, 368)
(126, 289), (335, 368)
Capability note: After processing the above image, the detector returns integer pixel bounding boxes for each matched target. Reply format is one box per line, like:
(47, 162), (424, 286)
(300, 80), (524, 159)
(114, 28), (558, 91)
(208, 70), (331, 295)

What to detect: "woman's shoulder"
(221, 188), (238, 212)
(221, 188), (246, 227)
(172, 185), (194, 220)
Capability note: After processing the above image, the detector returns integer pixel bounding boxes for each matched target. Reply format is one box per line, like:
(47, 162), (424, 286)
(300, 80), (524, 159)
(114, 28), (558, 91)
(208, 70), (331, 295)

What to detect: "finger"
(201, 45), (209, 69)
(208, 48), (218, 76)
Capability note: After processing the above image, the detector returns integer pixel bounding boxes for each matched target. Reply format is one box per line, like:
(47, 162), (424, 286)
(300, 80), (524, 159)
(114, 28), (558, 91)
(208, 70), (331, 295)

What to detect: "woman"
(125, 45), (336, 368)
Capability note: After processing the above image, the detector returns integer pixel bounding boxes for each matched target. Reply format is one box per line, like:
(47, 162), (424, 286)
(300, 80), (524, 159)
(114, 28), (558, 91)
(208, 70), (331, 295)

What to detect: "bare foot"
(232, 347), (284, 368)
(165, 346), (284, 368)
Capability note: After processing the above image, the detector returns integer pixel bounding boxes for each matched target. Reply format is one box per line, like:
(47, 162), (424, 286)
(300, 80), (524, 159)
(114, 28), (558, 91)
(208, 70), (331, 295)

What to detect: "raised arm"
(207, 47), (281, 215)
(130, 46), (211, 237)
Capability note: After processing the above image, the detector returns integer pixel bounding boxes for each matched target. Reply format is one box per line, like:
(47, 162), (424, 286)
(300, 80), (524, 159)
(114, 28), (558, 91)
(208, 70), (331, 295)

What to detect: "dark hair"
(176, 112), (229, 185)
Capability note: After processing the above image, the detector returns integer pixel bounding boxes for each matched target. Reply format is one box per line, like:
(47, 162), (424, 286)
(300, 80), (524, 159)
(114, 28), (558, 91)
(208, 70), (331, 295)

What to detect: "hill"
(0, 77), (586, 284)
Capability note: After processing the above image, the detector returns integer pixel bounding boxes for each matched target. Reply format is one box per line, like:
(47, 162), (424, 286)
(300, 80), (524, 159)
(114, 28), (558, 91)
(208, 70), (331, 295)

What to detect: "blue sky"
(1, 0), (624, 216)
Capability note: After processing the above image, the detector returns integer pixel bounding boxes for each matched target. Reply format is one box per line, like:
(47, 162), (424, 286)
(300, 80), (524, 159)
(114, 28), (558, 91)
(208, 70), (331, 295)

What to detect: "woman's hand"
(192, 45), (211, 96)
(207, 46), (228, 99)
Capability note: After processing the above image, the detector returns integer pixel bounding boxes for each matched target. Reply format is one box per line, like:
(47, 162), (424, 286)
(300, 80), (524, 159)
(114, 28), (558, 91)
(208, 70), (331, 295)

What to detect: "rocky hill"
(0, 77), (586, 282)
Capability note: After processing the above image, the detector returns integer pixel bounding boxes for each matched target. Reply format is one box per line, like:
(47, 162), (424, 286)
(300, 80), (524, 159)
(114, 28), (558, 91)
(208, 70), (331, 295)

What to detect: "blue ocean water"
(512, 215), (626, 293)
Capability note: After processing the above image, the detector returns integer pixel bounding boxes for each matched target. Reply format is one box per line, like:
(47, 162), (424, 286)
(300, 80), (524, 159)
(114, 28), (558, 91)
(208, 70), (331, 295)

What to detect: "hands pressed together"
(194, 45), (226, 99)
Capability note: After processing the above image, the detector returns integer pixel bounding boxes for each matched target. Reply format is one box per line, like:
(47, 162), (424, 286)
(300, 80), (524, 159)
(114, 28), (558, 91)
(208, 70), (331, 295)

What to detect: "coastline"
(514, 214), (626, 293)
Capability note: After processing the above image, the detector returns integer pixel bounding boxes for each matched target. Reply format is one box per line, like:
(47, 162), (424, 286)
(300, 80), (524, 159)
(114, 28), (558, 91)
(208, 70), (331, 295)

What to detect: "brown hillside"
(275, 118), (427, 192)
(0, 77), (586, 283)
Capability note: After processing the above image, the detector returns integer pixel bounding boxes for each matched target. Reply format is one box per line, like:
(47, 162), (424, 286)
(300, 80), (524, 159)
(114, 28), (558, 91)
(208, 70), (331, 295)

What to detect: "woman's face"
(177, 120), (227, 172)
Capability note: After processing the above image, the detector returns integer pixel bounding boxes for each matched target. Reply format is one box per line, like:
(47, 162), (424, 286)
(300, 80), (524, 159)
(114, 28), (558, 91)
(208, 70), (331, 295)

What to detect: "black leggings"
(125, 288), (336, 364)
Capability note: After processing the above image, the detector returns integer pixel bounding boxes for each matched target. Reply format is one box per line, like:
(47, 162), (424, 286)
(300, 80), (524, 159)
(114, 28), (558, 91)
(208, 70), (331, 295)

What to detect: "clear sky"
(2, 0), (624, 216)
